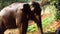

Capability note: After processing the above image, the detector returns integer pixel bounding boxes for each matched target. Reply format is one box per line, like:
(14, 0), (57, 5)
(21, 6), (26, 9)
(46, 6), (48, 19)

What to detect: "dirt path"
(41, 13), (50, 20)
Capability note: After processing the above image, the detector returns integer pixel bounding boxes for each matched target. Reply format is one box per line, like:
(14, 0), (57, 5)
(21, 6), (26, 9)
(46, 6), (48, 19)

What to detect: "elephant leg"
(0, 23), (7, 34)
(21, 19), (28, 34)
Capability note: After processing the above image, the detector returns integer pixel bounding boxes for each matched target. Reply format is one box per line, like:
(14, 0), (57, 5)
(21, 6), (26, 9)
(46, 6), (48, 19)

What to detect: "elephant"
(0, 2), (43, 34)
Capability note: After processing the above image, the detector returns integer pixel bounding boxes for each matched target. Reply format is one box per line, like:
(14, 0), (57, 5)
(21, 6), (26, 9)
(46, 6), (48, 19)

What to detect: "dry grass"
(4, 28), (19, 34)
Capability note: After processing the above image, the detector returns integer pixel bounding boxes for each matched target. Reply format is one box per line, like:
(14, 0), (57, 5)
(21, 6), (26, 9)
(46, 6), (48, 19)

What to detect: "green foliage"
(53, 0), (60, 21)
(53, 0), (60, 10)
(50, 27), (55, 32)
(0, 0), (29, 9)
(55, 11), (60, 21)
(42, 14), (56, 28)
(27, 24), (38, 32)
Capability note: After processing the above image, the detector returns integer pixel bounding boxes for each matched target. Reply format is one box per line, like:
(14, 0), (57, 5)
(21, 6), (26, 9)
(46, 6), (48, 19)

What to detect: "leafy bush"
(27, 24), (38, 32)
(42, 14), (56, 28)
